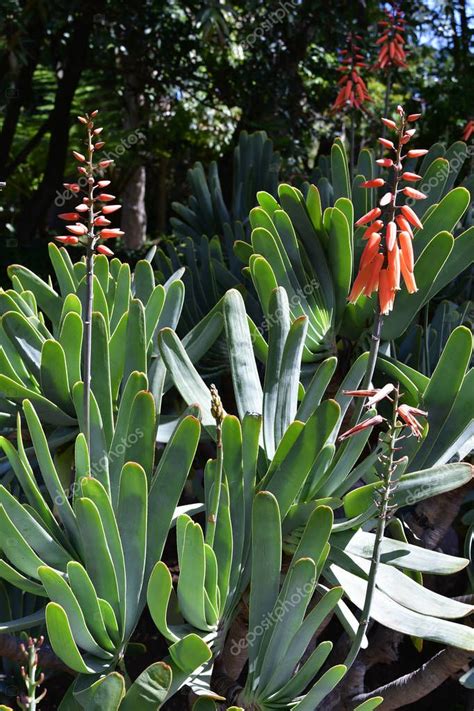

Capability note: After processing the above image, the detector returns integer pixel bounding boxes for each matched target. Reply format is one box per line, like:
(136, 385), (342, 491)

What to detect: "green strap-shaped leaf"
(331, 140), (351, 200)
(45, 602), (99, 674)
(7, 264), (62, 325)
(0, 559), (47, 596)
(91, 312), (114, 447)
(327, 207), (352, 329)
(123, 299), (147, 386)
(224, 289), (263, 420)
(147, 561), (179, 643)
(67, 561), (116, 653)
(0, 608), (45, 634)
(177, 519), (208, 629)
(147, 415), (201, 572)
(120, 662), (171, 710)
(59, 311), (83, 390)
(39, 566), (113, 658)
(158, 328), (214, 432)
(48, 242), (77, 297)
(75, 498), (121, 624)
(0, 486), (70, 570)
(124, 391), (156, 484)
(410, 326), (472, 470)
(110, 263), (131, 332)
(2, 310), (45, 379)
(274, 316), (308, 448)
(413, 187), (470, 256)
(117, 462), (148, 637)
(263, 288), (290, 457)
(40, 339), (74, 415)
(73, 383), (110, 494)
(23, 400), (79, 542)
(292, 665), (347, 709)
(330, 563), (474, 651)
(381, 231), (453, 340)
(248, 492), (281, 685)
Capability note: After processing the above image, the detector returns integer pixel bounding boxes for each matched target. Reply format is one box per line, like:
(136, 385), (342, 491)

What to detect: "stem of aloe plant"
(344, 385), (400, 669)
(17, 636), (47, 711)
(83, 124), (95, 449)
(206, 384), (224, 547)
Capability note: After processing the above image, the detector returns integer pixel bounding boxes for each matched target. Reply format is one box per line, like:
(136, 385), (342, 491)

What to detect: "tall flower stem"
(17, 636), (47, 711)
(206, 384), (224, 548)
(344, 385), (401, 669)
(381, 70), (393, 141)
(352, 110), (407, 425)
(83, 124), (96, 449)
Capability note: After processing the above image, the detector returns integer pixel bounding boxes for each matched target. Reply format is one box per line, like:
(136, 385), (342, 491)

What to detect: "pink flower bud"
(102, 204), (122, 214)
(77, 116), (88, 124)
(67, 223), (88, 235)
(381, 117), (397, 130)
(379, 191), (393, 206)
(386, 221), (397, 251)
(97, 244), (114, 256)
(56, 236), (79, 245)
(76, 204), (88, 212)
(403, 186), (426, 200)
(93, 128), (103, 135)
(95, 141), (105, 149)
(401, 172), (422, 182)
(99, 160), (113, 168)
(64, 183), (80, 192)
(407, 149), (428, 158)
(401, 205), (423, 229)
(378, 137), (395, 150)
(97, 180), (111, 188)
(407, 113), (421, 122)
(94, 216), (111, 226)
(355, 207), (382, 227)
(90, 110), (99, 118)
(100, 228), (124, 239)
(360, 178), (385, 188)
(58, 212), (80, 221)
(376, 158), (393, 167)
(72, 151), (86, 162)
(97, 193), (115, 202)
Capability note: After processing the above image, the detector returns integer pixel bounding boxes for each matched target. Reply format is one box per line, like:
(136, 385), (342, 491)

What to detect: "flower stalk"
(56, 111), (123, 449)
(17, 636), (47, 711)
(349, 106), (426, 423)
(344, 385), (401, 669)
(206, 384), (225, 547)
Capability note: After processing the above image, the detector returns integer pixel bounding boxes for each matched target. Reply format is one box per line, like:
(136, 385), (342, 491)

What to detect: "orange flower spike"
(360, 178), (385, 189)
(401, 172), (422, 182)
(398, 231), (414, 271)
(400, 251), (418, 293)
(363, 253), (384, 296)
(395, 214), (413, 237)
(387, 242), (401, 291)
(363, 219), (384, 239)
(348, 261), (374, 303)
(403, 186), (427, 200)
(400, 204), (423, 230)
(355, 207), (382, 227)
(378, 269), (393, 314)
(386, 221), (397, 251)
(359, 234), (382, 270)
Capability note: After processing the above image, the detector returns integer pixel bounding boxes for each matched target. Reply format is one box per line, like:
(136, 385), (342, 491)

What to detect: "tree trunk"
(121, 165), (147, 249)
(0, 8), (45, 169)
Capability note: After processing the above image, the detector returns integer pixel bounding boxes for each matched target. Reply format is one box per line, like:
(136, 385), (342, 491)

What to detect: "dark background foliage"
(0, 0), (472, 272)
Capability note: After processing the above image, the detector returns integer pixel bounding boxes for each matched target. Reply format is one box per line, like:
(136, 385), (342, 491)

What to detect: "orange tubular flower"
(55, 112), (124, 256)
(349, 106), (427, 312)
(374, 4), (408, 71)
(332, 33), (372, 114)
